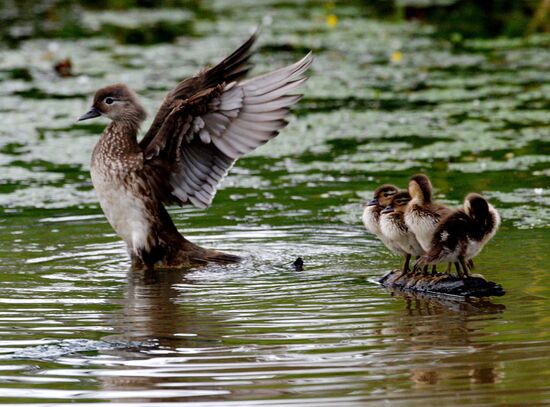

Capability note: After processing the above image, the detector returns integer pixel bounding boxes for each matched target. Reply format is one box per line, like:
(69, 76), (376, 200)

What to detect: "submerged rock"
(379, 269), (505, 298)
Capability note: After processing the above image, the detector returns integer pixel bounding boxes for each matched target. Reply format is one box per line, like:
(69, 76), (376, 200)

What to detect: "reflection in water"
(101, 268), (232, 402)
(0, 0), (549, 402)
(384, 289), (506, 388)
(117, 268), (224, 347)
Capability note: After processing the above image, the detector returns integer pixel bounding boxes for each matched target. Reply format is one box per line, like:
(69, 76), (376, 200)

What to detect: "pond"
(0, 0), (549, 405)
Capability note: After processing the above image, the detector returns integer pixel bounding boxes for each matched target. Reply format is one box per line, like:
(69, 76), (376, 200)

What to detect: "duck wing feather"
(139, 31), (258, 151)
(140, 44), (313, 209)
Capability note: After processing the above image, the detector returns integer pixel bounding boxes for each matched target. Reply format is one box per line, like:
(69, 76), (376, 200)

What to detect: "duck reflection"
(115, 268), (225, 348)
(100, 268), (235, 402)
(382, 289), (505, 387)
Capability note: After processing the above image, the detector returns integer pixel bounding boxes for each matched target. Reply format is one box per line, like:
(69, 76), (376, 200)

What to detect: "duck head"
(464, 193), (490, 223)
(78, 84), (147, 126)
(408, 174), (433, 204)
(366, 184), (399, 207)
(381, 191), (411, 214)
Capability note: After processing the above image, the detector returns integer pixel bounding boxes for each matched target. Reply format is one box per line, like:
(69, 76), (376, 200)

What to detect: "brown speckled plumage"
(79, 32), (313, 270)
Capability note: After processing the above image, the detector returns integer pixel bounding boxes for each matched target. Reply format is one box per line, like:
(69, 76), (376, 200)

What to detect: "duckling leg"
(401, 254), (411, 274)
(431, 265), (437, 276)
(459, 256), (471, 278)
(446, 262), (452, 274)
(412, 257), (422, 273)
(454, 262), (464, 279)
(422, 264), (429, 275)
(468, 259), (475, 270)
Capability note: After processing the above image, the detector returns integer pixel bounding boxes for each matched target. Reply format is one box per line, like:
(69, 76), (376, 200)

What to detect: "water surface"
(0, 0), (549, 405)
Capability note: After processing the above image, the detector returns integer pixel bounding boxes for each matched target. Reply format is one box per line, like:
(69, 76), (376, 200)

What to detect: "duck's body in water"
(79, 32), (312, 270)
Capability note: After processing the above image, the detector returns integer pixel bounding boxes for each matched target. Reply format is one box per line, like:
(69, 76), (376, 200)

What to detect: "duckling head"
(381, 191), (411, 214)
(408, 174), (433, 204)
(78, 83), (147, 126)
(464, 193), (490, 223)
(368, 184), (399, 207)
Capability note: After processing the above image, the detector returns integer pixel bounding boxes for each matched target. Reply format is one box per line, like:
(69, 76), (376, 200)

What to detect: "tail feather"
(178, 236), (242, 265)
(196, 249), (242, 264)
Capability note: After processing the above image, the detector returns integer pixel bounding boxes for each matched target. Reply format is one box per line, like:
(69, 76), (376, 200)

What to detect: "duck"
(362, 184), (400, 237)
(421, 193), (501, 278)
(380, 191), (425, 274)
(77, 32), (313, 270)
(404, 174), (452, 253)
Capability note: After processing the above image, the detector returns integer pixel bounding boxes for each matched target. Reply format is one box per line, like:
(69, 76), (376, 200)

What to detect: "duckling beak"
(367, 199), (378, 207)
(78, 107), (101, 122)
(381, 206), (394, 214)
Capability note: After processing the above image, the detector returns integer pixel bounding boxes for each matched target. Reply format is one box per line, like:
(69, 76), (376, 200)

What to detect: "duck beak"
(381, 206), (394, 214)
(78, 107), (101, 121)
(366, 199), (378, 207)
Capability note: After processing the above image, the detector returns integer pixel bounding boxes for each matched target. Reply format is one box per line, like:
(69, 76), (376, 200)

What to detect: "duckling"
(362, 184), (400, 237)
(380, 192), (425, 274)
(421, 193), (501, 278)
(404, 174), (452, 253)
(362, 184), (411, 270)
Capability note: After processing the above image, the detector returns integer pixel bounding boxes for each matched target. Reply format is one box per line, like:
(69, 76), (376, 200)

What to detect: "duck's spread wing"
(142, 52), (313, 209)
(139, 32), (257, 151)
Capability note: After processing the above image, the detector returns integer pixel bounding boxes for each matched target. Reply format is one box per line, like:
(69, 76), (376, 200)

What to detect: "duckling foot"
(378, 270), (506, 297)
(454, 262), (465, 279)
(401, 254), (412, 275)
(459, 256), (471, 278)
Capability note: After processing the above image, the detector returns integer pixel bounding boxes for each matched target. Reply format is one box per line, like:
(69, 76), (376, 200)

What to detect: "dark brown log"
(384, 287), (506, 314)
(379, 270), (505, 298)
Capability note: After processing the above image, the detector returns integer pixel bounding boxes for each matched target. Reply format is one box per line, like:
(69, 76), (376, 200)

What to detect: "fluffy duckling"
(404, 174), (452, 253)
(380, 192), (425, 274)
(362, 184), (411, 270)
(362, 184), (400, 237)
(422, 193), (501, 278)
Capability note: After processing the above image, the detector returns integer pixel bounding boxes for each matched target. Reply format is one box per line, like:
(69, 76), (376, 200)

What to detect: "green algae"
(0, 2), (549, 405)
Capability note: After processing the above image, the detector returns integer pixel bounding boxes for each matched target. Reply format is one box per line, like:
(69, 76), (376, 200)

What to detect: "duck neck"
(93, 120), (142, 168)
(412, 192), (429, 206)
(106, 120), (141, 153)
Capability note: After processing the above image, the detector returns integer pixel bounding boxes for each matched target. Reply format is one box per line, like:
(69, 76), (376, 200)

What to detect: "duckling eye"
(104, 97), (114, 105)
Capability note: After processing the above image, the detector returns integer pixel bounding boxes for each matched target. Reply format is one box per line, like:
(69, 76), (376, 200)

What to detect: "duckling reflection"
(379, 192), (424, 274)
(422, 193), (501, 278)
(381, 289), (505, 388)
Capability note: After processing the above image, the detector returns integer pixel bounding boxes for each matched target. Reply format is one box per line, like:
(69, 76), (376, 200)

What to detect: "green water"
(0, 0), (549, 405)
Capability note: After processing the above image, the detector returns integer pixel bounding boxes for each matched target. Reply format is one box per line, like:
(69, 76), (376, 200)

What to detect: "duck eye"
(105, 97), (114, 105)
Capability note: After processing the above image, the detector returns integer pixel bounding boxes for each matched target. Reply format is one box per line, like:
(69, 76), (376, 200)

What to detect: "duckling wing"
(141, 52), (313, 209)
(139, 31), (257, 151)
(424, 211), (470, 263)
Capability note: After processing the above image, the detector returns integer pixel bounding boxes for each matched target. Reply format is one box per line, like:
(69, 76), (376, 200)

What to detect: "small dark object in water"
(54, 58), (72, 77)
(293, 257), (304, 271)
(379, 269), (505, 298)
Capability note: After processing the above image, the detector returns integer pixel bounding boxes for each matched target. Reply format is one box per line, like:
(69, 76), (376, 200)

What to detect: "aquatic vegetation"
(0, 0), (549, 405)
